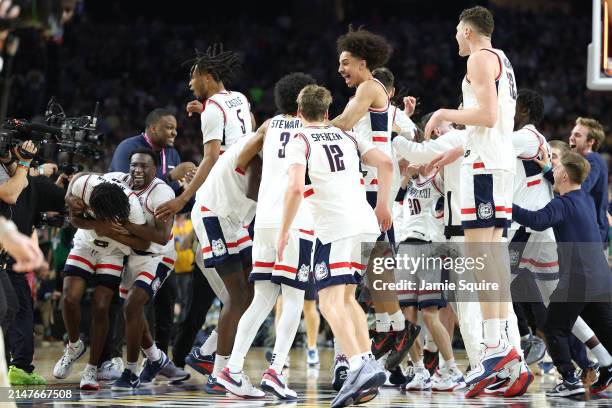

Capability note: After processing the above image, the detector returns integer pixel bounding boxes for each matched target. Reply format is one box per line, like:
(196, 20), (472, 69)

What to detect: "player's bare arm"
(236, 119), (270, 171)
(276, 163), (305, 262)
(124, 214), (173, 245)
(331, 81), (381, 130)
(424, 51), (499, 138)
(361, 148), (393, 232)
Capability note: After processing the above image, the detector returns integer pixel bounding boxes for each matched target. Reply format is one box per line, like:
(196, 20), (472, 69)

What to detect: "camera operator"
(0, 141), (67, 385)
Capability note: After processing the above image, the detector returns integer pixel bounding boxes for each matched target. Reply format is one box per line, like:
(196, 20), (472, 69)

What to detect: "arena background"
(5, 0), (611, 173)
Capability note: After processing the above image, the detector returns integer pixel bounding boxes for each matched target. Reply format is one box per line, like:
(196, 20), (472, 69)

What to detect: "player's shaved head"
(459, 6), (494, 37)
(297, 85), (332, 122)
(274, 73), (316, 114)
(337, 26), (392, 70)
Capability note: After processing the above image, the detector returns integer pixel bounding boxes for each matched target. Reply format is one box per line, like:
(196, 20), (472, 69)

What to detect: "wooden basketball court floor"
(10, 345), (611, 407)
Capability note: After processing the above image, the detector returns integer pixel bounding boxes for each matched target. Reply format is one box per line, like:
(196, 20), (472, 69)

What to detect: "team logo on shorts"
(477, 202), (493, 220)
(211, 239), (227, 256)
(151, 278), (162, 294)
(297, 264), (310, 282)
(509, 249), (520, 267)
(314, 262), (329, 281)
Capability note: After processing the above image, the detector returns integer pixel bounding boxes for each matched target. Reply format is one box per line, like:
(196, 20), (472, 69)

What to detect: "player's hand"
(276, 231), (290, 262)
(532, 145), (550, 169)
(14, 140), (37, 162)
(169, 162), (197, 182)
(155, 196), (187, 221)
(374, 205), (392, 233)
(110, 222), (129, 235)
(403, 96), (417, 117)
(66, 195), (87, 214)
(1, 229), (45, 272)
(424, 146), (464, 174)
(398, 159), (410, 177)
(39, 163), (58, 177)
(423, 110), (443, 141)
(186, 100), (204, 117)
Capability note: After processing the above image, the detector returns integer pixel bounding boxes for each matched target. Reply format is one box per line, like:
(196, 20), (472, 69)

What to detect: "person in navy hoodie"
(512, 151), (612, 398)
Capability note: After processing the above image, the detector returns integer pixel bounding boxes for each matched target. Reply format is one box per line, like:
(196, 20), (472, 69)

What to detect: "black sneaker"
(332, 354), (349, 392)
(370, 330), (395, 360)
(387, 366), (406, 386)
(423, 349), (439, 375)
(384, 321), (421, 371)
(546, 378), (585, 398)
(591, 364), (612, 395)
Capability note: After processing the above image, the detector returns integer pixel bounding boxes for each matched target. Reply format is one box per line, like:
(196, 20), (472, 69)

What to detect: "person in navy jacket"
(513, 151), (612, 397)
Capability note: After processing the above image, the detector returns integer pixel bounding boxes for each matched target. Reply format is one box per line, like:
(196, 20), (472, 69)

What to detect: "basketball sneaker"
(185, 347), (215, 377)
(159, 360), (190, 383)
(465, 340), (520, 388)
(521, 334), (546, 365)
(385, 321), (421, 370)
(307, 348), (320, 366)
(139, 351), (170, 384)
(370, 329), (394, 360)
(80, 365), (100, 391)
(402, 366), (432, 391)
(386, 366), (406, 386)
(8, 366), (46, 386)
(204, 375), (227, 395)
(331, 357), (386, 408)
(332, 354), (349, 391)
(98, 360), (122, 381)
(546, 376), (585, 398)
(482, 376), (511, 396)
(217, 367), (265, 398)
(53, 339), (86, 379)
(591, 364), (612, 394)
(111, 369), (140, 391)
(423, 349), (439, 375)
(503, 361), (534, 397)
(260, 368), (297, 400)
(432, 366), (465, 391)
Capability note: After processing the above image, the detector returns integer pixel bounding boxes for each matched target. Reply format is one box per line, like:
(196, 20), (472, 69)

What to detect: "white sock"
(270, 285), (304, 373)
(375, 313), (391, 332)
(500, 319), (509, 341)
(143, 344), (162, 362)
(126, 361), (137, 373)
(424, 336), (438, 352)
(226, 281), (280, 373)
(85, 363), (97, 373)
(442, 357), (457, 370)
(483, 319), (501, 347)
(348, 354), (365, 372)
(213, 354), (229, 377)
(200, 330), (218, 356)
(591, 344), (612, 367)
(389, 310), (405, 331)
(334, 337), (344, 358)
(414, 359), (424, 368)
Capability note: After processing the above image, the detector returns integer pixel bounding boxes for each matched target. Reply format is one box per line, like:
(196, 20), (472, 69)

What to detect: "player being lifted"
(424, 6), (520, 396)
(332, 27), (420, 375)
(278, 84), (392, 408)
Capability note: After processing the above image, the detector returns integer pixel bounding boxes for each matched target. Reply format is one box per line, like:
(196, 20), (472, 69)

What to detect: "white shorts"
(249, 228), (314, 290)
(64, 239), (124, 289)
(312, 234), (377, 291)
(191, 205), (252, 268)
(119, 252), (176, 301)
(460, 161), (513, 229)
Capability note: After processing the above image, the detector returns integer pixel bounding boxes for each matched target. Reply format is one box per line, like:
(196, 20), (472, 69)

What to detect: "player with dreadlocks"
(54, 174), (150, 391)
(155, 44), (255, 394)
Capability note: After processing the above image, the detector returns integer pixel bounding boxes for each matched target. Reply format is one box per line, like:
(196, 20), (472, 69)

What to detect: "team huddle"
(49, 5), (612, 406)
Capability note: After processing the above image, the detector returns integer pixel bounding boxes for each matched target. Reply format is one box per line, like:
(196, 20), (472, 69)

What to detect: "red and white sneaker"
(503, 361), (533, 397)
(80, 365), (100, 391)
(261, 368), (297, 400)
(217, 368), (265, 399)
(465, 341), (521, 398)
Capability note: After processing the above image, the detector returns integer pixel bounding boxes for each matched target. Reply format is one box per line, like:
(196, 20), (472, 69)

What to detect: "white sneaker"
(306, 348), (319, 366)
(80, 366), (100, 391)
(403, 366), (432, 391)
(53, 340), (86, 379)
(98, 360), (122, 381)
(111, 357), (124, 372)
(432, 366), (466, 391)
(261, 368), (297, 400)
(217, 368), (265, 398)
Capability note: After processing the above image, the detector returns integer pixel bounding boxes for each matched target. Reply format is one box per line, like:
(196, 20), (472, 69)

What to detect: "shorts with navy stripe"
(312, 235), (370, 291)
(120, 253), (176, 303)
(64, 239), (124, 290)
(250, 228), (314, 290)
(460, 161), (513, 229)
(191, 205), (252, 269)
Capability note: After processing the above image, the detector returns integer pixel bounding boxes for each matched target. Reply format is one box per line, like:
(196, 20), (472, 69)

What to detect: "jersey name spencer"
(196, 134), (257, 225)
(106, 172), (176, 255)
(462, 48), (517, 172)
(71, 174), (146, 255)
(398, 173), (445, 242)
(285, 125), (380, 244)
(201, 90), (252, 152)
(352, 78), (400, 200)
(255, 114), (313, 230)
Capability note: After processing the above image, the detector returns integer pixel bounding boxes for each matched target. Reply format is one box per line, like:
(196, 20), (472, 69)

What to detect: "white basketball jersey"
(511, 125), (554, 230)
(397, 173), (445, 242)
(285, 125), (380, 244)
(462, 48), (517, 172)
(353, 78), (400, 200)
(72, 174), (146, 255)
(202, 90), (252, 152)
(196, 134), (256, 225)
(255, 114), (313, 230)
(389, 105), (417, 140)
(106, 173), (176, 255)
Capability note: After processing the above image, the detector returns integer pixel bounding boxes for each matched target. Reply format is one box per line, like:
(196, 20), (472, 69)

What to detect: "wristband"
(18, 160), (31, 168)
(542, 163), (552, 174)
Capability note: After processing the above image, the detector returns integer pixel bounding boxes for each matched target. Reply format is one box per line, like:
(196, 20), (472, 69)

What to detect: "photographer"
(0, 142), (66, 385)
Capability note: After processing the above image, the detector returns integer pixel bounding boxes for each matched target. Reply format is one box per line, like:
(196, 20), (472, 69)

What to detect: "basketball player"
(215, 73), (316, 400)
(54, 174), (149, 390)
(278, 84), (392, 408)
(332, 27), (420, 374)
(424, 6), (520, 395)
(105, 149), (189, 389)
